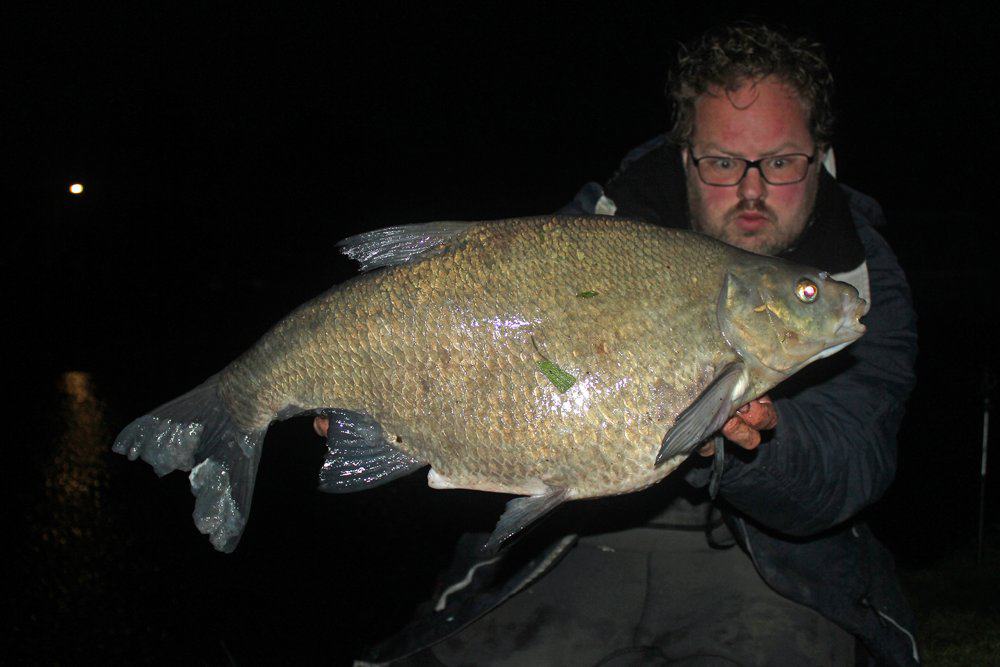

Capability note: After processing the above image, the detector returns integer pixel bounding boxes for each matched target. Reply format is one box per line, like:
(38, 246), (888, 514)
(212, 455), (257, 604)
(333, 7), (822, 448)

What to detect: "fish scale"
(226, 219), (724, 492)
(114, 215), (868, 552)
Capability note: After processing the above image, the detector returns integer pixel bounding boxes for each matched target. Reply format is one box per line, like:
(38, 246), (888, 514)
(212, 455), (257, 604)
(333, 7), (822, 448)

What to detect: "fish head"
(717, 258), (869, 376)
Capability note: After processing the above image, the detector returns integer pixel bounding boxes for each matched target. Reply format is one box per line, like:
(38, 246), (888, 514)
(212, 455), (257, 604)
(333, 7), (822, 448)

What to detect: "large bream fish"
(113, 216), (867, 552)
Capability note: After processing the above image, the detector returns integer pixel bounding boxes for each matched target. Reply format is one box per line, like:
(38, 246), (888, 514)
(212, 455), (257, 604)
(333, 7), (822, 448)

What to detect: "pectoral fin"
(483, 488), (568, 554)
(656, 362), (745, 466)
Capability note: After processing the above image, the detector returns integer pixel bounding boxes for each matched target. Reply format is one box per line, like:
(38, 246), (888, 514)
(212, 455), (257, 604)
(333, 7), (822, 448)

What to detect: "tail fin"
(112, 374), (267, 552)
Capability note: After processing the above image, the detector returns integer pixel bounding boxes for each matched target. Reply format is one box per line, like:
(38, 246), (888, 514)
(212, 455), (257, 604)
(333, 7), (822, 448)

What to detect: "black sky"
(9, 4), (997, 240)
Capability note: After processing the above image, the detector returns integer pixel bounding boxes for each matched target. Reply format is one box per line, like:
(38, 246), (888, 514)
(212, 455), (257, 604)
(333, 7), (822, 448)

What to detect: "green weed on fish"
(536, 360), (576, 393)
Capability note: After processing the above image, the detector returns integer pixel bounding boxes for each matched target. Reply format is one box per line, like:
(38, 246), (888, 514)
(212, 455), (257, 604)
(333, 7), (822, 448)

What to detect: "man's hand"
(699, 396), (778, 457)
(314, 416), (329, 438)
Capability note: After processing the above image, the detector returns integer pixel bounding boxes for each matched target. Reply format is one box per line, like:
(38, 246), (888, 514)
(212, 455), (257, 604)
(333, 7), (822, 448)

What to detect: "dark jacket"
(365, 138), (919, 666)
(577, 137), (920, 665)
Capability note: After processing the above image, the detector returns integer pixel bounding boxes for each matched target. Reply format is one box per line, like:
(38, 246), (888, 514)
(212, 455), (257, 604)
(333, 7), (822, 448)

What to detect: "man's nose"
(738, 165), (767, 201)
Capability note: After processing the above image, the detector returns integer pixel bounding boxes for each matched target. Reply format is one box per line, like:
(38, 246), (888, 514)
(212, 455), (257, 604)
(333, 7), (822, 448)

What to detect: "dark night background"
(6, 3), (1000, 664)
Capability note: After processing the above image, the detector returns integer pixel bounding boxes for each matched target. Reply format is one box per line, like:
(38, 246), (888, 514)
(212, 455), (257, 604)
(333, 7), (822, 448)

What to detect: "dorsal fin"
(337, 222), (472, 271)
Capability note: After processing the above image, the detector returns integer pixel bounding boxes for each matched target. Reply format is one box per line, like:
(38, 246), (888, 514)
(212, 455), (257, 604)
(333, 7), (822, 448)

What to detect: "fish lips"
(837, 293), (869, 340)
(837, 294), (871, 338)
(804, 294), (868, 368)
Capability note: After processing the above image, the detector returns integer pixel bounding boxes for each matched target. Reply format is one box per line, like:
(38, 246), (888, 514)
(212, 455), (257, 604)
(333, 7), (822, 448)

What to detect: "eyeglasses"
(687, 147), (817, 186)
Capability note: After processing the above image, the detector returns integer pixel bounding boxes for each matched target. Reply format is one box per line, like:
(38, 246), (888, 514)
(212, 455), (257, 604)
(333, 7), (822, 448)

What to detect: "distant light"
(69, 183), (84, 195)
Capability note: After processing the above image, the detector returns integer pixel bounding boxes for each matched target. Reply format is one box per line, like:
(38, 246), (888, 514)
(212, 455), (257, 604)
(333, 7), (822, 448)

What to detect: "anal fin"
(483, 488), (567, 554)
(656, 361), (745, 466)
(318, 410), (426, 493)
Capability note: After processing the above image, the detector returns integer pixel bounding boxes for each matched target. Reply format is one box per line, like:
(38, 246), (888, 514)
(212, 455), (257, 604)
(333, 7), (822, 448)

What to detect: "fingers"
(692, 396), (779, 457)
(703, 414), (762, 455)
(313, 416), (329, 437)
(735, 397), (778, 431)
(721, 396), (778, 451)
(722, 415), (762, 450)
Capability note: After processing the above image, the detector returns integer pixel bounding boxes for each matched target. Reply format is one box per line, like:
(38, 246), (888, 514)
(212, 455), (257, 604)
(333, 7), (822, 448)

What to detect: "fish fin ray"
(318, 409), (425, 493)
(337, 222), (472, 271)
(656, 362), (744, 466)
(483, 487), (567, 554)
(112, 374), (265, 553)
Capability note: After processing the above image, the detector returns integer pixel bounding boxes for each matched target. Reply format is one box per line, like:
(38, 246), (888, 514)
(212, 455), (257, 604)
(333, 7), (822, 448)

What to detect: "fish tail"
(112, 374), (267, 552)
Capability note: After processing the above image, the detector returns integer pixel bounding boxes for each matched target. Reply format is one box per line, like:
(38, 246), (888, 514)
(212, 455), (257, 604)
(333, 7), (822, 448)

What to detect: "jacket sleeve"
(687, 203), (918, 536)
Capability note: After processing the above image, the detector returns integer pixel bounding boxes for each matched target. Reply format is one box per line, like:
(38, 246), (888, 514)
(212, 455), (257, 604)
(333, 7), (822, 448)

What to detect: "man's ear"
(680, 145), (690, 176)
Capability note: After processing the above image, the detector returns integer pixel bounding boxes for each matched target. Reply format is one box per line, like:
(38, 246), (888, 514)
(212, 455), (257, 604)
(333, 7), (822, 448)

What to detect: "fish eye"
(795, 278), (818, 303)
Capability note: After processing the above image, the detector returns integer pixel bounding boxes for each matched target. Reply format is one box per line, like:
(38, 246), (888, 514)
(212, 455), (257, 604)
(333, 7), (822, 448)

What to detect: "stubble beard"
(686, 176), (819, 257)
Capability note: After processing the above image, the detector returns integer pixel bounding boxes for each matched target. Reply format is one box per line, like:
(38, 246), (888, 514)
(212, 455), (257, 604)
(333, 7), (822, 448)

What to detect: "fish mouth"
(797, 294), (869, 369)
(837, 294), (869, 339)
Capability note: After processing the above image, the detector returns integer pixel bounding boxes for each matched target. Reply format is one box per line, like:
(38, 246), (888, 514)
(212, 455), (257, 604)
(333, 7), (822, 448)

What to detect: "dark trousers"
(409, 525), (855, 666)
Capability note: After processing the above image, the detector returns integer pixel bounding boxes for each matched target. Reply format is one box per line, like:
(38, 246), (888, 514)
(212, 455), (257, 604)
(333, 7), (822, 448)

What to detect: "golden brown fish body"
(115, 215), (868, 551)
(220, 217), (733, 497)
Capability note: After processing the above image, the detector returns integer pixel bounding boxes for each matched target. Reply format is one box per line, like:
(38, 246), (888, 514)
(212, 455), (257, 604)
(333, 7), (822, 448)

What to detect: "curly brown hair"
(667, 23), (834, 148)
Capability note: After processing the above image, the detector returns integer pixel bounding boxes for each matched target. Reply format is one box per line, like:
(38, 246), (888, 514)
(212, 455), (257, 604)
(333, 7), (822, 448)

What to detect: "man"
(330, 24), (919, 666)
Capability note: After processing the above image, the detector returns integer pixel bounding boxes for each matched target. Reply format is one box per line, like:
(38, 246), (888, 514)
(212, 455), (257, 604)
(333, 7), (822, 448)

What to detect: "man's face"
(682, 76), (823, 256)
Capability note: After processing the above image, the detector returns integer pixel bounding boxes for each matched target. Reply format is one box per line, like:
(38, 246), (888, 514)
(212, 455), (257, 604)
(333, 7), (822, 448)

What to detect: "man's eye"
(769, 158), (788, 169)
(709, 158), (736, 170)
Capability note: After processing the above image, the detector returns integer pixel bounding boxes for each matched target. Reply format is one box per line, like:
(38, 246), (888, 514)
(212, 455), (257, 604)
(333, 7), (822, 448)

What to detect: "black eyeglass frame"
(686, 146), (818, 186)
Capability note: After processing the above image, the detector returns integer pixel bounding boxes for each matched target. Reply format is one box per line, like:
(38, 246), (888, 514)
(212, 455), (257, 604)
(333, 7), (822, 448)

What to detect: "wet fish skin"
(113, 215), (867, 551)
(223, 218), (729, 490)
